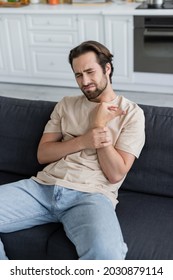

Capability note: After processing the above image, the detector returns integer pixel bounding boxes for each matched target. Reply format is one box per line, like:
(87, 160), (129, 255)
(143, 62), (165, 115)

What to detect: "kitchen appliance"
(146, 0), (164, 8)
(134, 16), (173, 74)
(136, 0), (173, 8)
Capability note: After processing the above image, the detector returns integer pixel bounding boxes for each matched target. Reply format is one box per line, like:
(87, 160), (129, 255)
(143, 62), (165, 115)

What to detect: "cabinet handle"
(144, 28), (173, 37)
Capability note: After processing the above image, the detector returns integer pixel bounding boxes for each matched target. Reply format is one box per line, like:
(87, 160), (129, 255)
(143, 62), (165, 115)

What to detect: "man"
(0, 41), (145, 260)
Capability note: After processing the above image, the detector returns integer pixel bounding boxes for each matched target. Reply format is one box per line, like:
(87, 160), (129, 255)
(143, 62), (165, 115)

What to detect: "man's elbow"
(108, 173), (126, 184)
(37, 150), (46, 165)
(37, 155), (44, 165)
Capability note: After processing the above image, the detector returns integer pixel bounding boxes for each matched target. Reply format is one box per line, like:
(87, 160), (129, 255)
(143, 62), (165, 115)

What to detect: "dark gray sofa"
(0, 95), (173, 260)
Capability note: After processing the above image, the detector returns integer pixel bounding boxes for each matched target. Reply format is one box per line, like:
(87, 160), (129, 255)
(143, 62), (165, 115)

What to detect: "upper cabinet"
(104, 15), (133, 84)
(0, 15), (31, 78)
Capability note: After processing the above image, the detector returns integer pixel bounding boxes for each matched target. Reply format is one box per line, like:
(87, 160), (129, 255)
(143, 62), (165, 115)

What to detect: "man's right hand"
(81, 127), (112, 150)
(92, 102), (126, 128)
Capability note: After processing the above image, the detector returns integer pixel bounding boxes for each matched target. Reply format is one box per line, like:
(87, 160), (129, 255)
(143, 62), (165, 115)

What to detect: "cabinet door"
(77, 15), (104, 44)
(0, 16), (9, 75)
(104, 16), (133, 84)
(27, 14), (78, 85)
(0, 42), (7, 75)
(0, 15), (31, 77)
(27, 14), (78, 31)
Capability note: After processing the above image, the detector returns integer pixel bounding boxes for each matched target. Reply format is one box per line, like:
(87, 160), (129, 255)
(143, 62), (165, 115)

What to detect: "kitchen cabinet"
(0, 4), (172, 94)
(26, 14), (104, 86)
(104, 15), (133, 84)
(26, 14), (78, 85)
(0, 15), (31, 78)
(0, 16), (8, 75)
(77, 15), (104, 43)
(0, 12), (133, 87)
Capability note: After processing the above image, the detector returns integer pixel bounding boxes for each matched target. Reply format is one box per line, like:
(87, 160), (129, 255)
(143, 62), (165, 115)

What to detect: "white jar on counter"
(30, 0), (40, 3)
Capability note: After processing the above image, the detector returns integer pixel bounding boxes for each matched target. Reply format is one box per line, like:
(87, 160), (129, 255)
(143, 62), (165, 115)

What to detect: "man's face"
(72, 51), (109, 102)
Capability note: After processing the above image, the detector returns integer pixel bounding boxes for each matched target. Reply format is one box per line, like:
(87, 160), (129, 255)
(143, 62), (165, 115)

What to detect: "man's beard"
(81, 76), (108, 101)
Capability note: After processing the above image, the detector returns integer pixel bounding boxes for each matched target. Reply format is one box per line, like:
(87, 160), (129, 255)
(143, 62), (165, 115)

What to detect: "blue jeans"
(0, 179), (127, 260)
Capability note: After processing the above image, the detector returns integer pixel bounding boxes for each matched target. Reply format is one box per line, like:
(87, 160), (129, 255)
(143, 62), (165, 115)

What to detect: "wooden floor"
(0, 82), (173, 107)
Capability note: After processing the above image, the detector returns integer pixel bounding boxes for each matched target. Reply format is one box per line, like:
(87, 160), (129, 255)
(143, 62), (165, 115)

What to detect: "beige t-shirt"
(32, 95), (145, 207)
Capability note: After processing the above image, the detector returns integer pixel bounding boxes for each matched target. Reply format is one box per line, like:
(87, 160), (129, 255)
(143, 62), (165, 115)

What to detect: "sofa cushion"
(0, 96), (55, 179)
(121, 104), (173, 198)
(1, 190), (173, 260)
(0, 223), (78, 260)
(117, 190), (173, 259)
(0, 171), (27, 185)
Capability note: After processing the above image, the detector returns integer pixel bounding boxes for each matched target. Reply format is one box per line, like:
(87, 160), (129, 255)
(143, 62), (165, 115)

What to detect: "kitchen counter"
(0, 2), (172, 94)
(0, 2), (173, 16)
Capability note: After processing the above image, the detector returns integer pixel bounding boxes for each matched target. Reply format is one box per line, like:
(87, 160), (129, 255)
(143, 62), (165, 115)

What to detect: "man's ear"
(105, 63), (111, 75)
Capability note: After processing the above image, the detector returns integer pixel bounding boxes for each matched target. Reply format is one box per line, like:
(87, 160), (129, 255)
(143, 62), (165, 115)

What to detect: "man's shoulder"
(61, 94), (84, 103)
(58, 95), (85, 107)
(117, 95), (143, 114)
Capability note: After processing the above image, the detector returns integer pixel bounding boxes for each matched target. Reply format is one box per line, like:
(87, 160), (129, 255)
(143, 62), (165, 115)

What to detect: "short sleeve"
(115, 107), (145, 158)
(44, 102), (62, 133)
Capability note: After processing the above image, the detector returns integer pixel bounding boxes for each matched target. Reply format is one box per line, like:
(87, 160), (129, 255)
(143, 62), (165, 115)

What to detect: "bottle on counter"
(48, 0), (60, 4)
(20, 0), (30, 4)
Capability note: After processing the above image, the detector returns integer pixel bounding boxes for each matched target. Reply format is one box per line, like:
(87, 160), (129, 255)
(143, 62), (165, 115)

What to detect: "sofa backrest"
(0, 96), (55, 179)
(1, 96), (173, 198)
(122, 104), (173, 198)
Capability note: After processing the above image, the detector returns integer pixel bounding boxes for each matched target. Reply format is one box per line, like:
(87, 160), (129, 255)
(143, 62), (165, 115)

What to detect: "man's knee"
(79, 233), (127, 260)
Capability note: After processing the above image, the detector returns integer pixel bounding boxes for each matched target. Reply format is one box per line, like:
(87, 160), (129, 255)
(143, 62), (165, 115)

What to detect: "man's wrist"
(93, 121), (106, 128)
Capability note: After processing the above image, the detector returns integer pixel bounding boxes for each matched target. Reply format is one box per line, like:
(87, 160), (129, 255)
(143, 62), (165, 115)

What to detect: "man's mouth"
(83, 83), (95, 91)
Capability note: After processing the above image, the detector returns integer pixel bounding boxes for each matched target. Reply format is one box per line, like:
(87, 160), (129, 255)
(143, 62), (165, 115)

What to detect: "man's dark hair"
(68, 40), (114, 84)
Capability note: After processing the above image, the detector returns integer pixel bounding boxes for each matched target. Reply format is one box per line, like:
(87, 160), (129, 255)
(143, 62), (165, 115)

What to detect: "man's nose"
(82, 74), (90, 85)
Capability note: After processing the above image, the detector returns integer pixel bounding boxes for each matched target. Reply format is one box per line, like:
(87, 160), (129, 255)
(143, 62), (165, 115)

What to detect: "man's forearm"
(97, 145), (127, 184)
(37, 135), (84, 164)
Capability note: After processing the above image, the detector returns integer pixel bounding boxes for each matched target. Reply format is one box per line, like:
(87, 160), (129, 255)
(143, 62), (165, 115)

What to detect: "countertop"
(0, 2), (173, 16)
